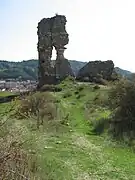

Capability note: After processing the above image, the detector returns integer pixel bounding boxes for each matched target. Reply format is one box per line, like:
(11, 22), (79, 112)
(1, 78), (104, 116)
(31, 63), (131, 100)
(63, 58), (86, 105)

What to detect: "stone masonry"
(37, 14), (74, 88)
(76, 60), (116, 82)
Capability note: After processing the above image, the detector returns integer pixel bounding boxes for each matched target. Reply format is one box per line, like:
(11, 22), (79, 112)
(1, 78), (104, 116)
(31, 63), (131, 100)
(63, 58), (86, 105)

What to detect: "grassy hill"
(1, 79), (135, 179)
(0, 59), (132, 80)
(0, 60), (38, 80)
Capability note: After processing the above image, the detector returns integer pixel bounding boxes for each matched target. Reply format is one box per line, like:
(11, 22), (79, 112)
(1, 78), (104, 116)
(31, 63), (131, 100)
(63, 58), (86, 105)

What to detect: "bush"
(0, 139), (38, 179)
(92, 76), (107, 85)
(66, 76), (75, 82)
(63, 91), (72, 98)
(91, 117), (109, 135)
(93, 85), (100, 90)
(76, 93), (85, 99)
(0, 119), (38, 179)
(74, 91), (79, 95)
(93, 92), (108, 107)
(98, 78), (108, 85)
(108, 79), (135, 140)
(40, 84), (62, 92)
(61, 76), (75, 84)
(77, 85), (84, 91)
(16, 92), (57, 128)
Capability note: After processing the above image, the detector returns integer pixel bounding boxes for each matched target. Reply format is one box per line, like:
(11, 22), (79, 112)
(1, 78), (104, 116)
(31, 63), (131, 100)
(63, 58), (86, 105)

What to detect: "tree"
(108, 79), (135, 142)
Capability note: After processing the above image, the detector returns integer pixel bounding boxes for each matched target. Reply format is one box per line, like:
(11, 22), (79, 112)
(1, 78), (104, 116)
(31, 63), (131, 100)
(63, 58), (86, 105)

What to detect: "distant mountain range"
(0, 59), (133, 80)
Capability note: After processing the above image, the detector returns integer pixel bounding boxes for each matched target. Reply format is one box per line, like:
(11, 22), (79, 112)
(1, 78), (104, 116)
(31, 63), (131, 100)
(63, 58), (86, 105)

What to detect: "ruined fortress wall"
(37, 14), (74, 88)
(76, 60), (115, 81)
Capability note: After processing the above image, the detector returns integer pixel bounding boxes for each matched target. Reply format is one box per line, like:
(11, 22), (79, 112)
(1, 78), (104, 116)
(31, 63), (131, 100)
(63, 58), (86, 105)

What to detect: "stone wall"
(37, 14), (74, 88)
(76, 60), (116, 83)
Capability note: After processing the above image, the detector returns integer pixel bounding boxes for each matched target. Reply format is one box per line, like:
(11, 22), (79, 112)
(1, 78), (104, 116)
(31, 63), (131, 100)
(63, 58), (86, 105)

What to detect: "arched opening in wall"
(51, 47), (57, 67)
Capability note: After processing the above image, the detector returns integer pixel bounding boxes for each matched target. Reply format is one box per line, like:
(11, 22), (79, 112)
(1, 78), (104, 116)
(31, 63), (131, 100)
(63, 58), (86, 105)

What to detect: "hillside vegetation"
(0, 79), (135, 179)
(0, 59), (132, 80)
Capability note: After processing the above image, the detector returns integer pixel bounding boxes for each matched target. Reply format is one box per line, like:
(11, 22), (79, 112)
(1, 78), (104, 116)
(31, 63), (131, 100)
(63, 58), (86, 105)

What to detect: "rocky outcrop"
(37, 14), (74, 88)
(76, 60), (116, 83)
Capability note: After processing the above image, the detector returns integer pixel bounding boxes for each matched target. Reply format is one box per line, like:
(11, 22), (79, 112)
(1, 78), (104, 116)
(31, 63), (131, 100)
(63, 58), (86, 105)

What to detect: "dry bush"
(0, 143), (38, 180)
(0, 122), (39, 180)
(16, 92), (57, 128)
(0, 97), (41, 179)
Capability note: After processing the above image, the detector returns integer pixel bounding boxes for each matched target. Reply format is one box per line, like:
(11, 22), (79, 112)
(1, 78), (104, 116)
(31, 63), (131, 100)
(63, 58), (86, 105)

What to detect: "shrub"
(0, 140), (38, 179)
(77, 85), (84, 91)
(63, 91), (72, 98)
(74, 91), (79, 95)
(92, 76), (108, 85)
(61, 76), (75, 84)
(99, 78), (108, 85)
(93, 92), (108, 107)
(108, 79), (135, 141)
(76, 93), (85, 99)
(16, 92), (57, 128)
(91, 117), (109, 135)
(67, 76), (75, 82)
(0, 119), (38, 179)
(40, 84), (62, 92)
(76, 94), (81, 99)
(93, 85), (100, 90)
(82, 77), (89, 82)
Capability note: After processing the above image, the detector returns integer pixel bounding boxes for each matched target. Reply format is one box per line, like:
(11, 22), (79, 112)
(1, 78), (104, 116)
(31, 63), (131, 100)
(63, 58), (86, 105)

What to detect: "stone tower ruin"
(37, 14), (74, 88)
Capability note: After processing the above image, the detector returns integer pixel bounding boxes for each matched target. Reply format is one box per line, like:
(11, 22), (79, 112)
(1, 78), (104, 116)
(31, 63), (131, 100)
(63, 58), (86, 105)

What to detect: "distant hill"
(0, 59), (133, 80)
(115, 67), (132, 79)
(69, 60), (87, 76)
(0, 60), (38, 80)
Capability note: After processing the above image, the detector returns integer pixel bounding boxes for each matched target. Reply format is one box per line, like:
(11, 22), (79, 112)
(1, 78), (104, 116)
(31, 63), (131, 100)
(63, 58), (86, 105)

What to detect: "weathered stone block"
(76, 60), (115, 83)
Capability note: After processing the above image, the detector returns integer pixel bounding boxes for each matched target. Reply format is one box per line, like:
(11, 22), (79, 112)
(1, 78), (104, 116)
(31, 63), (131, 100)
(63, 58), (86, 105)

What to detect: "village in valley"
(0, 79), (37, 92)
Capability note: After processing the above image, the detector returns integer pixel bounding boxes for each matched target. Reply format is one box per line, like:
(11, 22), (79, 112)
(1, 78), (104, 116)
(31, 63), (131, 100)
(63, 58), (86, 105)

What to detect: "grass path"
(49, 90), (135, 179)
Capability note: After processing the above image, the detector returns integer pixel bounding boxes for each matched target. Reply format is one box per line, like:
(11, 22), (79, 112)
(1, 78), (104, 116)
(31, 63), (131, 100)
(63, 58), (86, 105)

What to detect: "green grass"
(0, 91), (15, 97)
(1, 81), (135, 179)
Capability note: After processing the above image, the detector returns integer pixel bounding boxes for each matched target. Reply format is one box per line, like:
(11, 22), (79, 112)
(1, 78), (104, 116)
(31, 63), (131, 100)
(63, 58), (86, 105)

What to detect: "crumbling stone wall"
(76, 60), (115, 83)
(37, 14), (74, 88)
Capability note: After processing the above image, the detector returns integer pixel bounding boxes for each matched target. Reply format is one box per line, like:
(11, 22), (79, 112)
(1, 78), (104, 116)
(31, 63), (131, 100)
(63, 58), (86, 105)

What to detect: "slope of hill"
(115, 67), (132, 79)
(0, 60), (38, 80)
(0, 59), (132, 80)
(1, 80), (135, 179)
(69, 60), (87, 75)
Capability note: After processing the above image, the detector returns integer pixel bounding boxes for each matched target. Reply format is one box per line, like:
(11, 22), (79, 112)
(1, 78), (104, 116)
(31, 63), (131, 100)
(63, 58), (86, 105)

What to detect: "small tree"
(108, 79), (135, 142)
(16, 92), (57, 128)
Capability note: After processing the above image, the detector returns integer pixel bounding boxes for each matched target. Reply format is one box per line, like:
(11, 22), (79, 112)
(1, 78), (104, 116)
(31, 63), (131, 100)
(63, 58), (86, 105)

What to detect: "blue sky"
(0, 0), (135, 71)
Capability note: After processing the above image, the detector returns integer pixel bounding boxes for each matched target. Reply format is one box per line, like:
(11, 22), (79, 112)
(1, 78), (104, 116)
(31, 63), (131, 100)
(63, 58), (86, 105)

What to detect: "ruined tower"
(37, 14), (74, 88)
